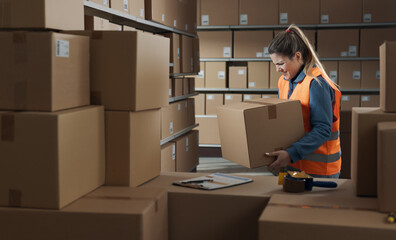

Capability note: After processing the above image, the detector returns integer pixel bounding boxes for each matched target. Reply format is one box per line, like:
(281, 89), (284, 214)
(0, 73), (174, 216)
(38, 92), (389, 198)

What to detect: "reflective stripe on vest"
(278, 67), (342, 176)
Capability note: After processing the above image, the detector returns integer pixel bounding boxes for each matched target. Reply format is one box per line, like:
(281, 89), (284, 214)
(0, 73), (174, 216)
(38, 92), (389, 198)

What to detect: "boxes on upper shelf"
(279, 0), (320, 24)
(205, 94), (223, 115)
(361, 61), (380, 89)
(361, 95), (380, 107)
(162, 33), (181, 74)
(341, 95), (360, 111)
(0, 0), (84, 30)
(171, 130), (199, 172)
(161, 99), (195, 140)
(229, 66), (247, 89)
(176, 0), (198, 34)
(192, 38), (200, 73)
(338, 61), (361, 89)
(234, 31), (273, 58)
(320, 0), (362, 24)
(199, 0), (238, 26)
(180, 35), (194, 73)
(205, 62), (226, 88)
(0, 106), (105, 209)
(380, 41), (396, 112)
(317, 29), (359, 58)
(88, 0), (110, 7)
(239, 0), (278, 25)
(360, 28), (396, 57)
(322, 61), (338, 84)
(198, 31), (232, 58)
(363, 0), (396, 23)
(248, 62), (270, 89)
(145, 0), (174, 27)
(0, 31), (89, 112)
(225, 94), (243, 105)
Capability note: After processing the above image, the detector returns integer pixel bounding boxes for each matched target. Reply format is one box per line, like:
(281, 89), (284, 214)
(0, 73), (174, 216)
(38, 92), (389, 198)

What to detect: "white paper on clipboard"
(173, 173), (253, 190)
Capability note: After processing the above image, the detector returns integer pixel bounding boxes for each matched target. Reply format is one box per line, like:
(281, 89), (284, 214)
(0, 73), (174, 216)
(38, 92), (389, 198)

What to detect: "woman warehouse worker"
(266, 25), (342, 178)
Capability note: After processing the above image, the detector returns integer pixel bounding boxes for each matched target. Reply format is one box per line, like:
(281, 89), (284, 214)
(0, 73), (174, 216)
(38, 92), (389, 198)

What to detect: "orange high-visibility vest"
(278, 67), (342, 176)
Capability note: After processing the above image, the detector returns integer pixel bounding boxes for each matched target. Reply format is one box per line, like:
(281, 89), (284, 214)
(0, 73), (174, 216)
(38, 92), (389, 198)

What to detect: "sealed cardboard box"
(270, 63), (282, 88)
(178, 0), (197, 34)
(0, 106), (105, 209)
(239, 0), (278, 25)
(320, 0), (362, 24)
(378, 122), (396, 212)
(234, 31), (273, 58)
(318, 29), (359, 58)
(162, 33), (180, 74)
(198, 31), (232, 58)
(84, 16), (110, 30)
(322, 61), (338, 84)
(193, 94), (205, 115)
(183, 78), (189, 95)
(361, 61), (380, 89)
(360, 28), (396, 57)
(172, 99), (195, 134)
(180, 35), (194, 73)
(205, 94), (223, 115)
(196, 116), (221, 144)
(338, 61), (361, 89)
(351, 107), (396, 196)
(363, 0), (396, 23)
(380, 42), (396, 112)
(361, 95), (380, 107)
(200, 0), (238, 26)
(340, 95), (360, 111)
(0, 187), (168, 240)
(194, 62), (205, 88)
(111, 0), (130, 13)
(105, 109), (160, 187)
(172, 130), (199, 172)
(243, 94), (261, 101)
(274, 29), (316, 50)
(229, 66), (247, 88)
(173, 78), (183, 97)
(248, 62), (269, 89)
(279, 0), (320, 24)
(161, 142), (176, 172)
(0, 31), (89, 112)
(131, 0), (146, 19)
(0, 0), (84, 30)
(340, 132), (351, 179)
(217, 98), (305, 168)
(205, 62), (226, 88)
(145, 0), (174, 26)
(161, 103), (176, 139)
(225, 94), (243, 105)
(88, 0), (110, 7)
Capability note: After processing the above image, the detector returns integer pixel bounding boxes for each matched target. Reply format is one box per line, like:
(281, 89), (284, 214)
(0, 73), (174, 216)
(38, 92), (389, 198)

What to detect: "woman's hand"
(266, 150), (292, 175)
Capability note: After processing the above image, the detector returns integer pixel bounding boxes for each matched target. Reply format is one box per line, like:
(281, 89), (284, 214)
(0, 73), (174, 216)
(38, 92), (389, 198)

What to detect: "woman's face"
(270, 52), (304, 80)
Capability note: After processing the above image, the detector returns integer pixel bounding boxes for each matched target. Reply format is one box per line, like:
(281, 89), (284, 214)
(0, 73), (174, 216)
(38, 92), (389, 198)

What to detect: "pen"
(181, 178), (214, 184)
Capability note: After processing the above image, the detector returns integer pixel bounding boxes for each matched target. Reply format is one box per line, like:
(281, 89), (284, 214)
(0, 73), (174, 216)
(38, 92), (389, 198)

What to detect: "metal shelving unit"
(195, 88), (379, 95)
(199, 144), (221, 148)
(200, 57), (380, 62)
(160, 124), (199, 146)
(169, 93), (198, 103)
(170, 73), (199, 77)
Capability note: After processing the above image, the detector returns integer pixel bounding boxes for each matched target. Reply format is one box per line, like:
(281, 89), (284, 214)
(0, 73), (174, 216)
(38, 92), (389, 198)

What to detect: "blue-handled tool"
(283, 171), (338, 193)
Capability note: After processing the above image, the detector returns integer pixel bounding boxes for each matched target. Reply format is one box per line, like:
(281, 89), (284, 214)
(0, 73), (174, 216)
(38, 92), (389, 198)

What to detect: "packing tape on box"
(92, 31), (103, 40)
(86, 196), (159, 212)
(91, 91), (102, 105)
(9, 189), (22, 207)
(1, 114), (15, 141)
(0, 1), (11, 27)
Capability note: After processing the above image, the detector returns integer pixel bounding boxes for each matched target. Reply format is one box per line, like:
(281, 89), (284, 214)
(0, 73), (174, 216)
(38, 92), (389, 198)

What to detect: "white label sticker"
(353, 71), (361, 79)
(185, 24), (188, 30)
(218, 71), (225, 79)
(225, 95), (232, 100)
(207, 95), (214, 100)
(117, 26), (122, 31)
(202, 15), (209, 25)
(177, 48), (180, 59)
(341, 51), (348, 57)
(244, 95), (252, 100)
(178, 104), (181, 111)
(223, 47), (231, 57)
(56, 39), (69, 58)
(256, 52), (264, 57)
(342, 96), (350, 101)
(349, 45), (357, 56)
(169, 88), (172, 96)
(169, 62), (174, 67)
(173, 19), (177, 27)
(103, 0), (109, 6)
(329, 71), (337, 82)
(280, 13), (288, 24)
(376, 70), (380, 79)
(162, 14), (165, 22)
(249, 82), (256, 87)
(321, 14), (329, 24)
(198, 70), (204, 78)
(238, 69), (245, 75)
(362, 96), (370, 102)
(264, 47), (270, 57)
(240, 14), (248, 25)
(186, 138), (189, 152)
(172, 145), (176, 160)
(169, 122), (174, 134)
(123, 0), (128, 10)
(363, 13), (372, 23)
(140, 9), (145, 17)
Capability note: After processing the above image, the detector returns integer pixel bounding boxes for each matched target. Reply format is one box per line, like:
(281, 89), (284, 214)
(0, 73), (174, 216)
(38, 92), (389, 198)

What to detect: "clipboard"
(173, 173), (253, 190)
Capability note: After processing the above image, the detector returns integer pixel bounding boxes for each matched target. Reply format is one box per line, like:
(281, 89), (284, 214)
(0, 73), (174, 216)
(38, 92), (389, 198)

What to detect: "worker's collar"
(289, 65), (306, 83)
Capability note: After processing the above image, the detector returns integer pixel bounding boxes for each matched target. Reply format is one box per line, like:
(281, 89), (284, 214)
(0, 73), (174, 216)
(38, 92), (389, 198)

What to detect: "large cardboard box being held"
(320, 0), (362, 24)
(279, 0), (320, 24)
(352, 107), (396, 196)
(380, 41), (396, 112)
(229, 66), (247, 89)
(161, 142), (176, 172)
(234, 31), (273, 58)
(105, 109), (161, 187)
(0, 106), (105, 209)
(0, 32), (89, 112)
(363, 0), (396, 23)
(217, 98), (304, 168)
(377, 122), (396, 212)
(0, 187), (168, 240)
(198, 31), (232, 58)
(196, 116), (221, 144)
(360, 28), (396, 57)
(205, 62), (226, 88)
(200, 0), (238, 26)
(239, 0), (278, 25)
(0, 0), (84, 30)
(248, 62), (269, 89)
(172, 130), (199, 172)
(317, 29), (359, 58)
(338, 61), (361, 89)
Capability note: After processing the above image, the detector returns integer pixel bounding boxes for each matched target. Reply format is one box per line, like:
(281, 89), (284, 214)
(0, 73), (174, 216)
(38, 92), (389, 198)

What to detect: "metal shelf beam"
(195, 88), (379, 95)
(169, 93), (198, 103)
(200, 57), (380, 62)
(160, 124), (199, 146)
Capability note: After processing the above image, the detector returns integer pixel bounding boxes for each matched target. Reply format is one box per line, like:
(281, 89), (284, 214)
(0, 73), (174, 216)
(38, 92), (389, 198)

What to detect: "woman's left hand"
(266, 150), (292, 175)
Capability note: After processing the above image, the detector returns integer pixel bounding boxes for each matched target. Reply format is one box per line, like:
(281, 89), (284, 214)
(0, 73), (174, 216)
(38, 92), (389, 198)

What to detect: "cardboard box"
(188, 78), (195, 94)
(192, 62), (205, 88)
(108, 22), (123, 31)
(322, 61), (338, 84)
(84, 16), (111, 30)
(193, 94), (205, 115)
(181, 35), (194, 73)
(239, 0), (278, 25)
(196, 116), (221, 144)
(361, 61), (380, 89)
(205, 62), (226, 88)
(200, 0), (238, 26)
(131, 0), (146, 19)
(183, 78), (189, 95)
(205, 94), (223, 115)
(243, 94), (261, 101)
(123, 25), (137, 31)
(162, 33), (180, 74)
(360, 28), (396, 57)
(0, 0), (84, 30)
(229, 66), (247, 88)
(340, 132), (351, 179)
(198, 31), (232, 58)
(161, 103), (176, 139)
(234, 31), (273, 58)
(161, 142), (176, 172)
(105, 109), (160, 187)
(320, 0), (362, 24)
(338, 61), (361, 89)
(361, 95), (380, 107)
(88, 0), (110, 7)
(363, 0), (396, 23)
(193, 38), (200, 73)
(173, 78), (183, 97)
(0, 187), (168, 240)
(378, 122), (396, 212)
(274, 29), (316, 50)
(173, 99), (195, 134)
(0, 32), (89, 112)
(172, 130), (199, 172)
(340, 95), (360, 111)
(270, 63), (283, 88)
(111, 0), (130, 13)
(0, 106), (105, 209)
(225, 94), (243, 105)
(217, 98), (305, 168)
(179, 0), (198, 34)
(73, 31), (169, 111)
(145, 0), (174, 26)
(340, 110), (352, 133)
(279, 0), (320, 24)
(248, 62), (270, 89)
(351, 107), (396, 196)
(318, 29), (359, 58)
(380, 42), (396, 112)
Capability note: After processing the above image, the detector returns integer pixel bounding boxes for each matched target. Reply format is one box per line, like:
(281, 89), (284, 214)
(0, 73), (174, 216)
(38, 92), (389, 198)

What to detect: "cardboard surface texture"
(318, 29), (359, 58)
(196, 116), (221, 145)
(363, 0), (396, 23)
(239, 0), (278, 25)
(229, 66), (247, 89)
(279, 0), (320, 24)
(361, 61), (380, 89)
(193, 94), (205, 115)
(360, 28), (396, 57)
(320, 0), (362, 24)
(380, 42), (396, 112)
(205, 94), (223, 115)
(161, 142), (176, 172)
(200, 0), (238, 26)
(162, 33), (180, 74)
(198, 31), (232, 58)
(171, 130), (199, 172)
(338, 61), (361, 89)
(234, 31), (273, 58)
(205, 62), (226, 88)
(341, 95), (360, 111)
(248, 62), (270, 89)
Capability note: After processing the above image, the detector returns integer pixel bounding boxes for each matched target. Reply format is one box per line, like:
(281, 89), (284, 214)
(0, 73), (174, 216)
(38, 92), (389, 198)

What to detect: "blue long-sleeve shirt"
(284, 68), (335, 163)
